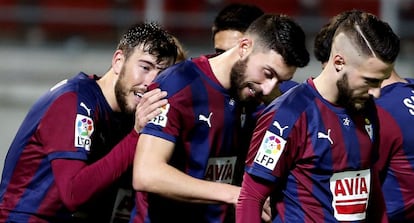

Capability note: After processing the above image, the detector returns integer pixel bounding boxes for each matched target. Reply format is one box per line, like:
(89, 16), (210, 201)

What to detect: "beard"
(114, 66), (135, 114)
(229, 58), (247, 101)
(229, 57), (261, 105)
(336, 73), (367, 112)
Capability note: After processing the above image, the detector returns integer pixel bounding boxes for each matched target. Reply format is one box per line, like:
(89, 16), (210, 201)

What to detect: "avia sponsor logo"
(330, 169), (371, 221)
(254, 131), (286, 170)
(204, 156), (236, 184)
(74, 114), (94, 151)
(149, 103), (170, 127)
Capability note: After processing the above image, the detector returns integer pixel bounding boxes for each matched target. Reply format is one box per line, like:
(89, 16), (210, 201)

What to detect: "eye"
(264, 68), (280, 82)
(364, 78), (381, 87)
(140, 65), (150, 71)
(264, 70), (273, 79)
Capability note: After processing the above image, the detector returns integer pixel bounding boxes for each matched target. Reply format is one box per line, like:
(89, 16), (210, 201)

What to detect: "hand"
(134, 88), (168, 133)
(261, 197), (272, 223)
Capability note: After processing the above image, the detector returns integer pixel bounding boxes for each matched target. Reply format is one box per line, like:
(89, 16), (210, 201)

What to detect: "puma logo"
(199, 112), (212, 128)
(80, 102), (92, 116)
(273, 121), (288, 136)
(318, 129), (333, 145)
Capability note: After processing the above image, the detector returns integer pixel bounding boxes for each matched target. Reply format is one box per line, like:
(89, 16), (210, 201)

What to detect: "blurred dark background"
(0, 0), (413, 170)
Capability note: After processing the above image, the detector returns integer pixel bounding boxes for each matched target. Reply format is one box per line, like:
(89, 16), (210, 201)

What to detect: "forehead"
(248, 50), (297, 78)
(129, 45), (173, 68)
(356, 57), (393, 80)
(214, 30), (243, 51)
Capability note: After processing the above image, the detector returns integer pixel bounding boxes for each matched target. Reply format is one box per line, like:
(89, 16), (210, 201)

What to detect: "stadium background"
(0, 0), (413, 172)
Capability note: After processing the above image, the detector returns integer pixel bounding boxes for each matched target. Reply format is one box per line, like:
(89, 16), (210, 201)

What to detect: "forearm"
(236, 173), (272, 223)
(134, 161), (240, 204)
(54, 130), (138, 210)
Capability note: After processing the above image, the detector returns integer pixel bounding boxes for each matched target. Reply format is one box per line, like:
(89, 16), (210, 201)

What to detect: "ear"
(238, 38), (252, 59)
(333, 55), (345, 72)
(112, 50), (125, 75)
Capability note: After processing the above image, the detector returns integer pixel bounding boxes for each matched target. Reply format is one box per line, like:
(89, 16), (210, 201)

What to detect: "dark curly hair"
(246, 14), (310, 68)
(117, 22), (178, 64)
(212, 3), (264, 37)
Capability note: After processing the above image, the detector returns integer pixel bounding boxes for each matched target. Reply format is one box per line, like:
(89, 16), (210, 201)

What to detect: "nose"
(143, 70), (159, 87)
(261, 78), (278, 96)
(368, 87), (381, 98)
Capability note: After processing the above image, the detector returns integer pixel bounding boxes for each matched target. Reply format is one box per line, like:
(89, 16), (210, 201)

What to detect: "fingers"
(261, 197), (272, 223)
(139, 88), (167, 107)
(134, 88), (168, 133)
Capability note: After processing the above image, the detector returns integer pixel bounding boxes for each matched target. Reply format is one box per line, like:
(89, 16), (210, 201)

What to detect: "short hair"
(334, 10), (400, 63)
(117, 22), (178, 64)
(172, 36), (187, 63)
(314, 11), (357, 64)
(246, 14), (310, 68)
(212, 3), (264, 37)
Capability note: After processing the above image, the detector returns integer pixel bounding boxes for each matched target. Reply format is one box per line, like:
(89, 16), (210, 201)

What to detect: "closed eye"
(364, 77), (382, 88)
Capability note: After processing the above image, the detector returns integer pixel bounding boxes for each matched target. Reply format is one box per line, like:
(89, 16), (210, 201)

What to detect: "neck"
(208, 47), (239, 89)
(381, 70), (406, 88)
(313, 68), (339, 105)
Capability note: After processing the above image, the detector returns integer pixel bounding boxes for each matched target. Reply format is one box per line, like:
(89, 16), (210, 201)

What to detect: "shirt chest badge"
(330, 169), (371, 221)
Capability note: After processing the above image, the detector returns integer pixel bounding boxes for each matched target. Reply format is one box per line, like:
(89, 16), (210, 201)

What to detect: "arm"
(132, 134), (240, 204)
(236, 173), (274, 223)
(51, 88), (167, 211)
(52, 130), (138, 211)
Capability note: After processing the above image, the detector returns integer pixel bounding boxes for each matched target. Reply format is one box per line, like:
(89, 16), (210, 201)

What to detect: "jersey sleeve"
(245, 113), (296, 183)
(140, 69), (191, 143)
(245, 93), (305, 185)
(52, 130), (139, 210)
(140, 96), (182, 143)
(38, 92), (89, 161)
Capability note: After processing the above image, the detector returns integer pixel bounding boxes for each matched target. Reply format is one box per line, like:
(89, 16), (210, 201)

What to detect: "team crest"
(148, 103), (170, 127)
(254, 131), (286, 170)
(364, 118), (373, 141)
(74, 114), (94, 151)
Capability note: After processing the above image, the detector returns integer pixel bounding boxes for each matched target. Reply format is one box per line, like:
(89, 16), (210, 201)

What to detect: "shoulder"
(279, 80), (299, 93)
(256, 84), (314, 137)
(152, 60), (204, 97)
(264, 83), (314, 116)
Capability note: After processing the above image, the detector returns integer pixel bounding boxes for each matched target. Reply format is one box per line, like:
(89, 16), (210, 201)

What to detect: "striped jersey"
(0, 72), (133, 222)
(375, 78), (414, 222)
(131, 56), (240, 223)
(244, 78), (387, 222)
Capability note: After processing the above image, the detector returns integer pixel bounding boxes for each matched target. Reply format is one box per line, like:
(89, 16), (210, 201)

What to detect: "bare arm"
(132, 134), (240, 205)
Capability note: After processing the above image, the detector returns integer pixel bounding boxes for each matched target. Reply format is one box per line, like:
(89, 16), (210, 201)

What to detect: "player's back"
(375, 79), (414, 222)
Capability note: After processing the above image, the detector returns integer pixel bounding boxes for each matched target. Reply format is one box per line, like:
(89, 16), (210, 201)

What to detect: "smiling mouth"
(134, 92), (143, 98)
